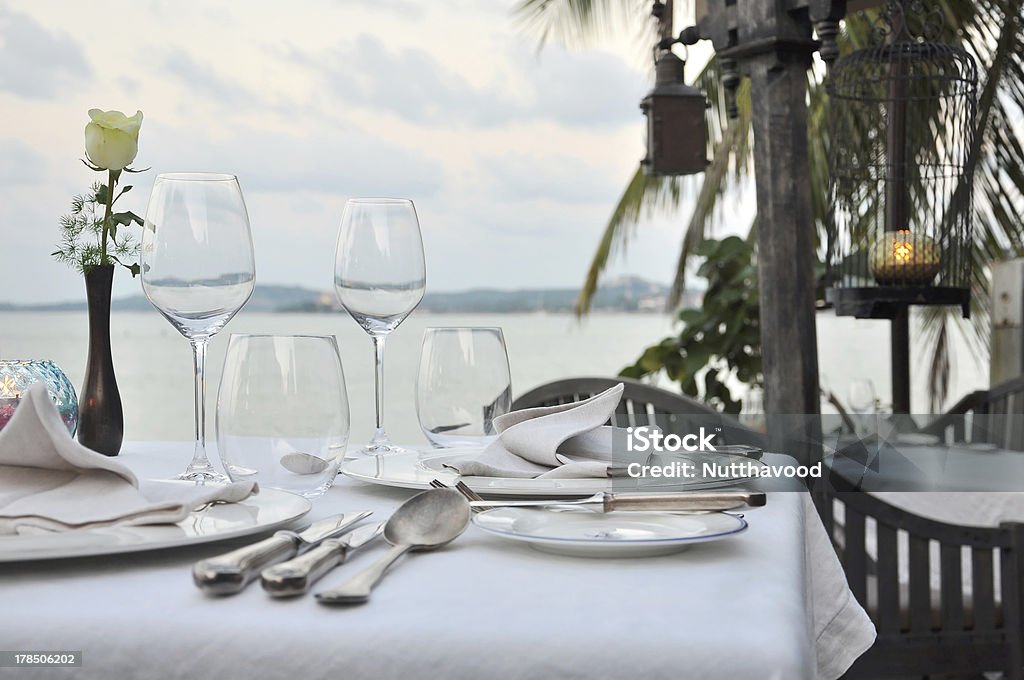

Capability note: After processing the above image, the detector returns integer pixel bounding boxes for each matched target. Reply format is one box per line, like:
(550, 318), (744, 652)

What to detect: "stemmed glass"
(142, 173), (255, 482)
(334, 198), (425, 456)
(848, 379), (877, 438)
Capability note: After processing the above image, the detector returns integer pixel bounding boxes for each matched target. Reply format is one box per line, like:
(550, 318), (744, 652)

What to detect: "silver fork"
(429, 479), (485, 511)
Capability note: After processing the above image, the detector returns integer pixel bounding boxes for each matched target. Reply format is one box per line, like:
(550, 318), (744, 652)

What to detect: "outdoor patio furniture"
(816, 473), (1024, 678)
(512, 376), (768, 448)
(920, 376), (1024, 450)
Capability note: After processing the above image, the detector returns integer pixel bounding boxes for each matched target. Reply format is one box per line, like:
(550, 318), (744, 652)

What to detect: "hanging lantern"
(640, 48), (709, 177)
(824, 1), (978, 319)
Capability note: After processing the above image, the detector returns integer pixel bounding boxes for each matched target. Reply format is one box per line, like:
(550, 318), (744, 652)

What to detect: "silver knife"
(192, 511), (372, 595)
(468, 490), (766, 513)
(260, 522), (385, 598)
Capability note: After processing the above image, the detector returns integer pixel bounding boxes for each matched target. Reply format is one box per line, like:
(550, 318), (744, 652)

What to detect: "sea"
(0, 310), (989, 447)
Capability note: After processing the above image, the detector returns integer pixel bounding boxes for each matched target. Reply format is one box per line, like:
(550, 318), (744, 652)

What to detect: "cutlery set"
(193, 484), (766, 601)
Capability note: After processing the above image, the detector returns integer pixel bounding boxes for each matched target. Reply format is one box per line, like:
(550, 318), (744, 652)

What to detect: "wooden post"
(886, 13), (912, 413)
(745, 49), (822, 455)
(891, 308), (911, 412)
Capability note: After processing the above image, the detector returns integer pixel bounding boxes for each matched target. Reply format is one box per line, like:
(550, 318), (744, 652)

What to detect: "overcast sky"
(0, 0), (745, 304)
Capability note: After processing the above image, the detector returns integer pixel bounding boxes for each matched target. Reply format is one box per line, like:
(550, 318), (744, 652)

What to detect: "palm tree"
(515, 0), (1024, 411)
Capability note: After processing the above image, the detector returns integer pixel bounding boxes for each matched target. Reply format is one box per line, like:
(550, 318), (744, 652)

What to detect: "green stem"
(100, 169), (120, 266)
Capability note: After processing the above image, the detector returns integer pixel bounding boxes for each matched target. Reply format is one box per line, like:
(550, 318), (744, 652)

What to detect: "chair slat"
(876, 522), (901, 634)
(615, 398), (630, 429)
(908, 535), (932, 632)
(972, 547), (996, 632)
(843, 506), (868, 605)
(940, 543), (965, 631)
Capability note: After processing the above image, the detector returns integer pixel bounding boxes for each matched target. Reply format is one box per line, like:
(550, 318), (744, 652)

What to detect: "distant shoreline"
(1, 277), (702, 316)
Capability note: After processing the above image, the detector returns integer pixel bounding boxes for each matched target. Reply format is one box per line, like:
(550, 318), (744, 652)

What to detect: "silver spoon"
(315, 488), (471, 605)
(280, 452), (330, 475)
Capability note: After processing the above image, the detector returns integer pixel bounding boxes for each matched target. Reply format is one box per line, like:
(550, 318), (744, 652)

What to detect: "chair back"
(512, 377), (767, 448)
(815, 474), (1024, 677)
(922, 376), (1024, 450)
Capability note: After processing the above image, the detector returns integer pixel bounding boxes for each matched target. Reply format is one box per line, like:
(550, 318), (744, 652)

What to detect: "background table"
(0, 444), (873, 680)
(830, 442), (1024, 493)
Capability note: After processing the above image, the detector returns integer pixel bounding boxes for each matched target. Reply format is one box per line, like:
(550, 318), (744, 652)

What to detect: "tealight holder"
(868, 229), (942, 285)
(0, 360), (78, 434)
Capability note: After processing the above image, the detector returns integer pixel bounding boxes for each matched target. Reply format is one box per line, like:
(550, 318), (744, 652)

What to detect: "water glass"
(416, 327), (512, 448)
(216, 334), (350, 498)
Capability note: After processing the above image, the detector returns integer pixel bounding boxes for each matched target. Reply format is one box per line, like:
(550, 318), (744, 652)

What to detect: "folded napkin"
(0, 384), (257, 535)
(446, 383), (627, 479)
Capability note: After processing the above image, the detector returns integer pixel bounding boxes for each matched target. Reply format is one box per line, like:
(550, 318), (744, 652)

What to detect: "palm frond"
(575, 169), (681, 315)
(514, 0), (654, 49)
(667, 75), (753, 306)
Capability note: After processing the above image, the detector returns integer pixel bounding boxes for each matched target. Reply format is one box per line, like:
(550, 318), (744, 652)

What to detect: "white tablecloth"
(832, 442), (1024, 493)
(0, 444), (874, 679)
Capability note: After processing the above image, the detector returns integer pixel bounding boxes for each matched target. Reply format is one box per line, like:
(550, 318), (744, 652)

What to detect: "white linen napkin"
(0, 384), (257, 535)
(446, 383), (626, 479)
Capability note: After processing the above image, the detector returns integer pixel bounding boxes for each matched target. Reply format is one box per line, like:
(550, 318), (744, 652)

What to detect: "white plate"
(342, 449), (764, 498)
(895, 433), (941, 446)
(472, 507), (748, 557)
(0, 482), (311, 563)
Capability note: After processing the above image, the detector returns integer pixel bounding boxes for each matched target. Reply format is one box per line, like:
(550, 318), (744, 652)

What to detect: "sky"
(0, 0), (749, 304)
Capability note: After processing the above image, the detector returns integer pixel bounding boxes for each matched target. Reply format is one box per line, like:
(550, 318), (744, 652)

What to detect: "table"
(0, 444), (874, 680)
(830, 441), (1024, 493)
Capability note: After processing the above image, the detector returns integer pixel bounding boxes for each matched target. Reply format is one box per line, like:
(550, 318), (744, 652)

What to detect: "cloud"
(161, 49), (259, 106)
(139, 119), (444, 199)
(522, 46), (646, 127)
(0, 140), (46, 184)
(0, 8), (91, 99)
(488, 152), (622, 204)
(290, 34), (644, 129)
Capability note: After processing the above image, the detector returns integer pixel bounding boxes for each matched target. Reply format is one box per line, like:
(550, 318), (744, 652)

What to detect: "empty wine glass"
(334, 198), (425, 456)
(848, 379), (877, 438)
(216, 335), (349, 498)
(142, 173), (255, 482)
(416, 327), (512, 448)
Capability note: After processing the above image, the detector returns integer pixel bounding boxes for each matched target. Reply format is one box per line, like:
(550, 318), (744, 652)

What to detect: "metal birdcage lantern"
(825, 0), (978, 320)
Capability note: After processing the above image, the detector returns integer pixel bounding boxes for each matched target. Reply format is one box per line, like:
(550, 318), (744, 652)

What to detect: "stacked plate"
(343, 448), (759, 558)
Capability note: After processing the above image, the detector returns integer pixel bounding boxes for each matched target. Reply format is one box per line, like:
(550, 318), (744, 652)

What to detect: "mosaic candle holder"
(0, 360), (78, 433)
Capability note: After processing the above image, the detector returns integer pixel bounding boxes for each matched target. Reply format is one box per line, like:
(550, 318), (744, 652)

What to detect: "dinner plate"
(472, 507), (748, 557)
(342, 449), (765, 498)
(0, 482), (311, 563)
(894, 433), (941, 446)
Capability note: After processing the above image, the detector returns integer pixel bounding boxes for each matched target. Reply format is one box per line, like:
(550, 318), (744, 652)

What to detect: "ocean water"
(0, 310), (988, 448)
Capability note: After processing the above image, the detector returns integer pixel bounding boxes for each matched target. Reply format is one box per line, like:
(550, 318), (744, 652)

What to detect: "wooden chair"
(512, 376), (767, 448)
(815, 473), (1024, 678)
(921, 375), (1024, 450)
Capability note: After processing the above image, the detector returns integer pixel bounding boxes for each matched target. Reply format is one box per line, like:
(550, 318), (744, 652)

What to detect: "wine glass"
(848, 379), (877, 438)
(416, 327), (512, 448)
(142, 173), (255, 482)
(216, 334), (349, 498)
(334, 198), (425, 456)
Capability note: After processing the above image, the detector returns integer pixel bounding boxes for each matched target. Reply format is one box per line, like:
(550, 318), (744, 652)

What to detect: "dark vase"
(77, 264), (123, 456)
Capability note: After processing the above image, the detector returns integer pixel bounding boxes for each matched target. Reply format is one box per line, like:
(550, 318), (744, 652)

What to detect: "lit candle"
(0, 374), (21, 431)
(869, 229), (942, 285)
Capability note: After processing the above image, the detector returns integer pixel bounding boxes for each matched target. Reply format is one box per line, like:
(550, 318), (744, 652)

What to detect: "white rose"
(84, 109), (143, 171)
